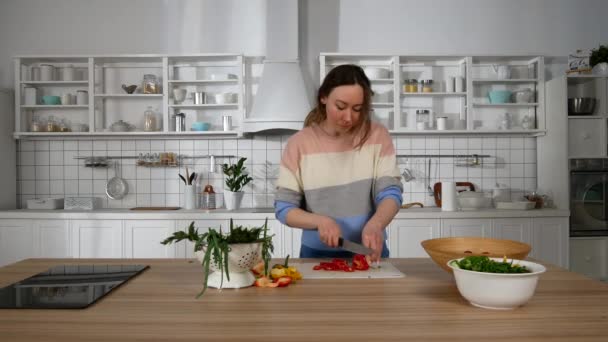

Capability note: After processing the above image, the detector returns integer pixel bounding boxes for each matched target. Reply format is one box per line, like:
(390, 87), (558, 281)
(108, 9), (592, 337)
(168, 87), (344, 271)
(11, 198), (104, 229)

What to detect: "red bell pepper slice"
(352, 254), (370, 271)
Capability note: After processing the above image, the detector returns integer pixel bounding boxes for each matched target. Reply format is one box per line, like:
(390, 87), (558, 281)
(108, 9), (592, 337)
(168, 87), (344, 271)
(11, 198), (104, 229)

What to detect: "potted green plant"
(590, 44), (608, 75)
(222, 157), (253, 210)
(161, 218), (273, 298)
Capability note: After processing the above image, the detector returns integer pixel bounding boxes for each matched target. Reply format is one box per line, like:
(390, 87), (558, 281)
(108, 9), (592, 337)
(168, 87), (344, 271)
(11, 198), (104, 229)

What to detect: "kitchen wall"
(16, 135), (536, 209)
(3, 0), (607, 210)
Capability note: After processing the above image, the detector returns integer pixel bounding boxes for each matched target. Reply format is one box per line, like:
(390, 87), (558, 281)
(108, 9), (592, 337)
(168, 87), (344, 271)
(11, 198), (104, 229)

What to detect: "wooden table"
(0, 258), (607, 341)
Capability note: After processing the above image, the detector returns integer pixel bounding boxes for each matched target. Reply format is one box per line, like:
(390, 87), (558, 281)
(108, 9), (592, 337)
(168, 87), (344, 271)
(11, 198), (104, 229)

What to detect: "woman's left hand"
(362, 222), (384, 262)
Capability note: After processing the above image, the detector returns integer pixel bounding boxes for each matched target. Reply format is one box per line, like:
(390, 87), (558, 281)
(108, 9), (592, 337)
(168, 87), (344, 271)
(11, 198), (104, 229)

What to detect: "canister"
(31, 67), (40, 81)
(40, 64), (54, 81)
(222, 115), (232, 131)
(63, 65), (75, 81)
(173, 112), (186, 131)
(24, 87), (37, 105)
(76, 90), (88, 105)
(455, 76), (465, 92)
(193, 92), (206, 105)
(436, 117), (447, 130)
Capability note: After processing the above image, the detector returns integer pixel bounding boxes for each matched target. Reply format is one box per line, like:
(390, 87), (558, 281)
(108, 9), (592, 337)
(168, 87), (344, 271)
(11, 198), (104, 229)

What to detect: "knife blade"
(338, 237), (374, 255)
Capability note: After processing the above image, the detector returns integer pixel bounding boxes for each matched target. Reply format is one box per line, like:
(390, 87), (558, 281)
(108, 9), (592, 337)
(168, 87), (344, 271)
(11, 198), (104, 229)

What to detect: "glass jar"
(143, 106), (157, 132)
(201, 185), (216, 209)
(30, 116), (45, 132)
(416, 109), (430, 130)
(422, 80), (434, 93)
(408, 79), (418, 93)
(143, 74), (159, 94)
(47, 116), (58, 132)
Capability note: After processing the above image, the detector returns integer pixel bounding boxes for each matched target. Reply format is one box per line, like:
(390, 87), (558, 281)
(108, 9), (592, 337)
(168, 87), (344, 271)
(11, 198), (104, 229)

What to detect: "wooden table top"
(0, 258), (607, 341)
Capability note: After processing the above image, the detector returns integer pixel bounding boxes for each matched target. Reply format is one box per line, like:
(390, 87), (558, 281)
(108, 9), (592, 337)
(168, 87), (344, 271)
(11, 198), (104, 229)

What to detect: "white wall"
(337, 0), (608, 56)
(0, 0), (265, 88)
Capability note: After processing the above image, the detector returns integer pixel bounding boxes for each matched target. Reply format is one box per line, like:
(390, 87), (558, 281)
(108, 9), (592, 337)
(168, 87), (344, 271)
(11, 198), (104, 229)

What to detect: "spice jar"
(421, 80), (434, 93)
(416, 109), (430, 130)
(201, 185), (216, 209)
(143, 74), (159, 94)
(408, 79), (418, 93)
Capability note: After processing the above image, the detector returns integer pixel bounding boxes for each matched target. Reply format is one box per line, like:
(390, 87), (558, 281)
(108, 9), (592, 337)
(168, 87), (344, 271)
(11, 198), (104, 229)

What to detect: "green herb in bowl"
(449, 256), (530, 274)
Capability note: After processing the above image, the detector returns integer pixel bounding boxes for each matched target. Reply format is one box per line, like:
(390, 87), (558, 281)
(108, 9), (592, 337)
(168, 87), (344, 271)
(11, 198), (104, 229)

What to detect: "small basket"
(64, 197), (101, 210)
(421, 237), (531, 273)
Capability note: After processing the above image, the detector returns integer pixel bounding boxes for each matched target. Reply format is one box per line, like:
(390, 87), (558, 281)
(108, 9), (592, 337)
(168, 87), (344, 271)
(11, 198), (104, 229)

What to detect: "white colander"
(195, 242), (262, 289)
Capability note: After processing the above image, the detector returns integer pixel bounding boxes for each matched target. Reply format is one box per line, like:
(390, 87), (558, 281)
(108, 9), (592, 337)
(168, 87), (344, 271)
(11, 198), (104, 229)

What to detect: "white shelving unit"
(320, 53), (546, 135)
(567, 75), (608, 158)
(13, 54), (245, 139)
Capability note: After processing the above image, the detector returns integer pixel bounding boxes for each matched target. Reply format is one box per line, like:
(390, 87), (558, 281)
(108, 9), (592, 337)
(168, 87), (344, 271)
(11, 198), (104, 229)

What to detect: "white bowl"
(363, 67), (390, 79)
(213, 92), (238, 104)
(448, 257), (546, 310)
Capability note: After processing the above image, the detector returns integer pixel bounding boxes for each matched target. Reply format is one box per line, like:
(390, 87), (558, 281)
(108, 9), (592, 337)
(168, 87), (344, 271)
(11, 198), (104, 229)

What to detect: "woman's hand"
(362, 222), (384, 262)
(317, 216), (342, 247)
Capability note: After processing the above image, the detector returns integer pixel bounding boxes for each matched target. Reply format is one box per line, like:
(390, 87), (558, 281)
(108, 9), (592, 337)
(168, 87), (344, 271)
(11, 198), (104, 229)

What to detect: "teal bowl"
(488, 90), (512, 104)
(191, 122), (210, 131)
(42, 95), (61, 105)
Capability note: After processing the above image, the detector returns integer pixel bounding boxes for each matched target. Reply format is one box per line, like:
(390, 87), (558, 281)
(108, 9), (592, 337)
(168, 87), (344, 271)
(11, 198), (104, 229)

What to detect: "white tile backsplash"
(16, 135), (537, 208)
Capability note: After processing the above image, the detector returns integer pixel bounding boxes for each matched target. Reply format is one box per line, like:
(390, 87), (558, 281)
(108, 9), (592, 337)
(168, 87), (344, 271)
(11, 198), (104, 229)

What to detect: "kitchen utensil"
(363, 67), (390, 79)
(513, 88), (534, 103)
(63, 65), (75, 81)
(568, 98), (596, 115)
(401, 166), (415, 182)
(184, 185), (196, 209)
(76, 90), (88, 105)
(458, 191), (492, 209)
(26, 198), (64, 209)
(295, 261), (404, 279)
(121, 84), (137, 94)
(427, 159), (433, 195)
(172, 88), (187, 103)
(193, 91), (206, 104)
(448, 257), (545, 310)
(436, 116), (447, 130)
(491, 64), (511, 79)
(420, 237), (531, 273)
(40, 64), (55, 81)
(338, 237), (374, 255)
(495, 201), (535, 210)
(109, 120), (133, 132)
(191, 121), (210, 131)
(42, 95), (61, 105)
(488, 90), (512, 104)
(173, 112), (186, 131)
(222, 115), (232, 131)
(106, 162), (129, 200)
(213, 92), (237, 104)
(64, 197), (102, 210)
(433, 182), (475, 207)
(194, 242), (263, 288)
(24, 87), (37, 105)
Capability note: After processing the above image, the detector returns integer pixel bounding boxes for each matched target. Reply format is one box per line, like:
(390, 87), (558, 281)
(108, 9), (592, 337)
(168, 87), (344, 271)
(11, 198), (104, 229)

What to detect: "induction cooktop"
(0, 264), (149, 309)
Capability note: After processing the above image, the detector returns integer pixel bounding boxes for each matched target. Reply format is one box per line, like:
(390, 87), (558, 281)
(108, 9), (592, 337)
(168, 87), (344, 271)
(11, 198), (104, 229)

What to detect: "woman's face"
(320, 84), (364, 134)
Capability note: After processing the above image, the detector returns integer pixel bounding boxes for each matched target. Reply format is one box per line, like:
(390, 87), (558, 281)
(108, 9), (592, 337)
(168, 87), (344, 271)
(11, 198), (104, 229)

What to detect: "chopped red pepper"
(352, 254), (370, 271)
(311, 254), (370, 272)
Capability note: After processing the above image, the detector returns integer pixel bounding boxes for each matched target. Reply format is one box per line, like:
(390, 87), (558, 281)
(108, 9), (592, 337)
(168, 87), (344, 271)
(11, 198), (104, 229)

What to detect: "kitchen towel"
(441, 182), (457, 211)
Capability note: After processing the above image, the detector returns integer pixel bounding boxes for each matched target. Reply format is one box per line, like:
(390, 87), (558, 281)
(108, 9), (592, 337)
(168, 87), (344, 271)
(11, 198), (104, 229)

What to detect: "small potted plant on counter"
(161, 218), (274, 298)
(590, 44), (608, 75)
(222, 157), (253, 210)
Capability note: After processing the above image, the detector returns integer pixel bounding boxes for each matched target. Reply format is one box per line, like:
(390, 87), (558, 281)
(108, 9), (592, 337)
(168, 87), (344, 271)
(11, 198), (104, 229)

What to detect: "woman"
(274, 64), (403, 261)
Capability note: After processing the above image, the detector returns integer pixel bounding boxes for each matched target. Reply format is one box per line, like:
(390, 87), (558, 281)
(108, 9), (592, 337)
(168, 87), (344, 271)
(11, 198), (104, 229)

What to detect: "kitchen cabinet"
(0, 220), (33, 267)
(493, 218), (533, 244)
(569, 237), (607, 280)
(13, 54), (245, 138)
(531, 217), (569, 268)
(71, 220), (123, 258)
(320, 53), (545, 135)
(566, 76), (608, 158)
(440, 218), (493, 237)
(33, 219), (71, 259)
(388, 219), (440, 257)
(124, 220), (177, 258)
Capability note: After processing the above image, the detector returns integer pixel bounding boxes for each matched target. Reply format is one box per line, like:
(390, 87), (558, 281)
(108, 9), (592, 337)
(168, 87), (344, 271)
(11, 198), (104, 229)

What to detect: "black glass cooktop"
(0, 264), (149, 309)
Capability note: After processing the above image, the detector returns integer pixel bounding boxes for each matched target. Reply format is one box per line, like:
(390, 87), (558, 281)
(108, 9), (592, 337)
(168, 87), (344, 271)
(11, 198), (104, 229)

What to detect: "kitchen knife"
(338, 237), (374, 255)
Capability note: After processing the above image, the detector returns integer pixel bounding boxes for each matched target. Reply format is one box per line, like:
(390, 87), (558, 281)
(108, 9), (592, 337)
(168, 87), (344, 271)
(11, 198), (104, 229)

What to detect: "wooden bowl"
(421, 237), (531, 273)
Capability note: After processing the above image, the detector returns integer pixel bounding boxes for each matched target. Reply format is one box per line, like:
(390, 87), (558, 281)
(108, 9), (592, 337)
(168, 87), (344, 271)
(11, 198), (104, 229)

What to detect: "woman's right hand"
(317, 216), (342, 247)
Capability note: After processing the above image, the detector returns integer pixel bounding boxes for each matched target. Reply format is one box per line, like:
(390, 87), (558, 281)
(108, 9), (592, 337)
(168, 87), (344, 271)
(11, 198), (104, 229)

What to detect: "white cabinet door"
(493, 218), (532, 244)
(568, 119), (606, 157)
(441, 219), (493, 238)
(388, 219), (441, 258)
(0, 219), (33, 267)
(531, 217), (569, 268)
(34, 220), (71, 259)
(176, 219), (226, 259)
(71, 220), (123, 258)
(569, 237), (607, 280)
(283, 227), (302, 259)
(124, 220), (177, 258)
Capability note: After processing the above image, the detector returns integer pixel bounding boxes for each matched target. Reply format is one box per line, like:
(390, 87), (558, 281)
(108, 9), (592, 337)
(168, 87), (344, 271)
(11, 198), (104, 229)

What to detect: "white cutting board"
(294, 261), (405, 279)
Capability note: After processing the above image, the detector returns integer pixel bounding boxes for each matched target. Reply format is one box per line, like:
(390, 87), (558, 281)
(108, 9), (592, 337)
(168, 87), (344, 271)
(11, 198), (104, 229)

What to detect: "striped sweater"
(274, 122), (403, 251)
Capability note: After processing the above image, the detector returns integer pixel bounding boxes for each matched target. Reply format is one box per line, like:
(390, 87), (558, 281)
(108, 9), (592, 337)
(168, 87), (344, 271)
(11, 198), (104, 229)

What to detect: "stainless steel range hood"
(243, 0), (312, 133)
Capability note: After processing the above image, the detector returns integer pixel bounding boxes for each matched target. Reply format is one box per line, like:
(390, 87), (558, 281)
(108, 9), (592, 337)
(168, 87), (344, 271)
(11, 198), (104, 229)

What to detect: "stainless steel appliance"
(570, 159), (608, 236)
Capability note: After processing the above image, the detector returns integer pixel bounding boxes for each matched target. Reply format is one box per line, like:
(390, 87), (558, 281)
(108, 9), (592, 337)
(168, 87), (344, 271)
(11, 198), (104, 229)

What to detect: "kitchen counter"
(0, 207), (569, 220)
(0, 258), (605, 341)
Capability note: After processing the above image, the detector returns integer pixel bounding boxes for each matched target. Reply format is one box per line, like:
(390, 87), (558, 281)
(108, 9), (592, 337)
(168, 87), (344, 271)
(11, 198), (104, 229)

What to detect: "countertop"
(0, 258), (605, 341)
(0, 207), (569, 220)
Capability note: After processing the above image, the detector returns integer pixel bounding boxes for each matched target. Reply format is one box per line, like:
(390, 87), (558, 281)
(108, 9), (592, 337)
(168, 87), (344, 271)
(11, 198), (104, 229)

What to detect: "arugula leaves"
(453, 256), (530, 274)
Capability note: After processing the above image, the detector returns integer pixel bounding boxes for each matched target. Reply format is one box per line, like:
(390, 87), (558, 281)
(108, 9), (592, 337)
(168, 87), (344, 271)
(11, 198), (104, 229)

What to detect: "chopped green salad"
(450, 256), (530, 274)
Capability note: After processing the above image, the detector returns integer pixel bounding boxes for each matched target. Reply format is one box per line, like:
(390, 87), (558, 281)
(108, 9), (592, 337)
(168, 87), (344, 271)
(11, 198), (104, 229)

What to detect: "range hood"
(243, 0), (312, 133)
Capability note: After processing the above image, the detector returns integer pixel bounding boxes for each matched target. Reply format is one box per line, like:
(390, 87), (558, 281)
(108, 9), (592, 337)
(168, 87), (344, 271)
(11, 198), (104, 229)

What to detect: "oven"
(570, 159), (608, 236)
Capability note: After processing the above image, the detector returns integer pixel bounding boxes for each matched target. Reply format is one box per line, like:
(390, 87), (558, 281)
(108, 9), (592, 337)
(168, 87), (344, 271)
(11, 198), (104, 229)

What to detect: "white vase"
(184, 185), (196, 210)
(224, 190), (244, 210)
(592, 62), (608, 76)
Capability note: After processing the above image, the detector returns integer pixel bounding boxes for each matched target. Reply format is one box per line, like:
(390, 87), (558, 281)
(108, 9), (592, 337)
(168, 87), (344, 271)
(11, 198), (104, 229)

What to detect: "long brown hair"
(304, 64), (373, 149)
